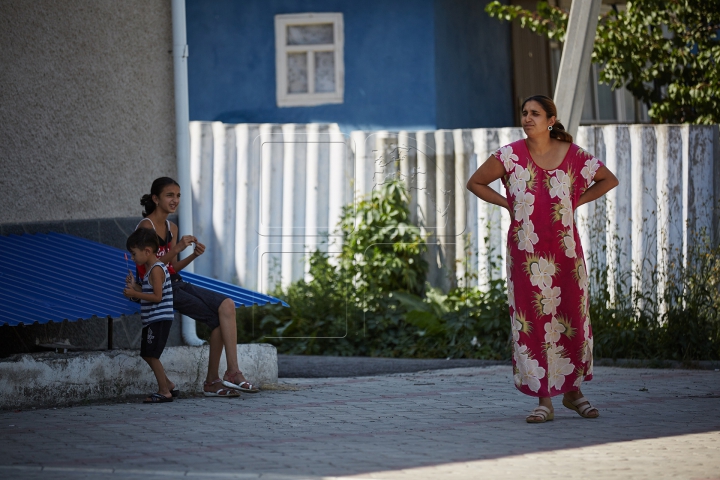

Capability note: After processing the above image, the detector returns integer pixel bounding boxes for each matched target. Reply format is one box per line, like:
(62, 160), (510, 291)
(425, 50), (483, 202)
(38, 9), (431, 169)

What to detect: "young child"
(123, 228), (176, 404)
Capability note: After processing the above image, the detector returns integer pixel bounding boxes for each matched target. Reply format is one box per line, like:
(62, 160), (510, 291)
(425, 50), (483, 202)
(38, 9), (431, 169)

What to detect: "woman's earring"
(548, 125), (553, 131)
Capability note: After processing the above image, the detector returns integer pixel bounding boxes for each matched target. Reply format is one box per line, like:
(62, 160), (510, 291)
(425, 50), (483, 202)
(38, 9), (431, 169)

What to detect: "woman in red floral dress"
(467, 95), (618, 423)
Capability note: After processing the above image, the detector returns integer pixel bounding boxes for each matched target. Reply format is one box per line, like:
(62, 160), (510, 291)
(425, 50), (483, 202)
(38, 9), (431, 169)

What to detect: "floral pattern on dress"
(493, 140), (604, 397)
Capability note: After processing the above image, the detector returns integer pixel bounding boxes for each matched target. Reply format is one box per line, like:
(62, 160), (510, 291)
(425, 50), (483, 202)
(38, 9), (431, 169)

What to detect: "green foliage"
(234, 180), (720, 362)
(239, 180), (511, 359)
(586, 228), (720, 362)
(485, 0), (720, 124)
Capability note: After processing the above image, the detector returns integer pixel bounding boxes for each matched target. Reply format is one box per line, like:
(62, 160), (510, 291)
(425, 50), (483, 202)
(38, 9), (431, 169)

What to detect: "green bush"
(236, 181), (720, 362)
(589, 234), (720, 362)
(238, 180), (511, 359)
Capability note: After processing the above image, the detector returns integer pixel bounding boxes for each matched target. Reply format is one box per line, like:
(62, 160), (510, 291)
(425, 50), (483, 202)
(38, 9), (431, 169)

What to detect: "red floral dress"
(493, 139), (603, 397)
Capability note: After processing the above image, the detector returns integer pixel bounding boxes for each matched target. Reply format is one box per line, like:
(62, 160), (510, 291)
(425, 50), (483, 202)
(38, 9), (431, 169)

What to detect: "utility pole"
(553, 0), (602, 138)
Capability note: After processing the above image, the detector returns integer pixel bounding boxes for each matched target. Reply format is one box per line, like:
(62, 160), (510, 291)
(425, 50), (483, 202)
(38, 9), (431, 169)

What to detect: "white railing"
(189, 122), (719, 301)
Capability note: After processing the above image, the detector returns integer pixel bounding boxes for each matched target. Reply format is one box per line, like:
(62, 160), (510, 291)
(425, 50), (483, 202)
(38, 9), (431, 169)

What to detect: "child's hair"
(521, 95), (573, 143)
(140, 177), (180, 217)
(126, 228), (160, 253)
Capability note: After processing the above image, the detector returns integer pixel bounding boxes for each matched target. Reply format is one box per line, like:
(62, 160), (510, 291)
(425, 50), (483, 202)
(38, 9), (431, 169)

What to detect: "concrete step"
(0, 343), (277, 409)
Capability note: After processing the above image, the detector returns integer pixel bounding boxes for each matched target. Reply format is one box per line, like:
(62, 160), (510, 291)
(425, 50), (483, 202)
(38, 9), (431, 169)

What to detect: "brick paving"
(1, 365), (720, 479)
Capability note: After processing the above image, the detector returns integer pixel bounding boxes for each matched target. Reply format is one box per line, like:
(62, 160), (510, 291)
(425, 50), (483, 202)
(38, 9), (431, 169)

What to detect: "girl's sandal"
(223, 372), (260, 393)
(203, 379), (241, 397)
(562, 396), (599, 418)
(526, 406), (554, 423)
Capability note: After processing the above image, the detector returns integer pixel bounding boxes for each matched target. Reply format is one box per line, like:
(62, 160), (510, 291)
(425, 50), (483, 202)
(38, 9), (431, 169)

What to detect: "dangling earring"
(548, 125), (553, 131)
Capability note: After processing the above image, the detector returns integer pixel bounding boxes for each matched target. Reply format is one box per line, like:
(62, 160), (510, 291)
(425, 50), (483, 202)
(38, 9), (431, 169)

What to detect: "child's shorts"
(140, 320), (173, 359)
(171, 280), (229, 331)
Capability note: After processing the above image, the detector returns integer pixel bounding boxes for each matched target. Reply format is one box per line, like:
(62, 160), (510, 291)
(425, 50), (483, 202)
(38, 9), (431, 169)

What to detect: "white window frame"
(275, 13), (344, 107)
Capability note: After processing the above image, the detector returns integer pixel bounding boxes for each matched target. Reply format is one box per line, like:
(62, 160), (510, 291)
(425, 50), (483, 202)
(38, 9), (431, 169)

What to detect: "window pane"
(314, 51), (335, 93)
(287, 52), (308, 93)
(624, 88), (636, 122)
(287, 24), (334, 45)
(597, 82), (616, 120)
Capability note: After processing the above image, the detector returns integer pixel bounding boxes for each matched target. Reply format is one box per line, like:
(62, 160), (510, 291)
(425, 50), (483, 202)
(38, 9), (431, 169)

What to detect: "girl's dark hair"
(521, 95), (573, 143)
(126, 228), (160, 253)
(140, 177), (180, 217)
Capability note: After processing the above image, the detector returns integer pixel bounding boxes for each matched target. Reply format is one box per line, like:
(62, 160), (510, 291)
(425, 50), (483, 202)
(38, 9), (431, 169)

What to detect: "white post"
(553, 0), (602, 138)
(172, 0), (203, 345)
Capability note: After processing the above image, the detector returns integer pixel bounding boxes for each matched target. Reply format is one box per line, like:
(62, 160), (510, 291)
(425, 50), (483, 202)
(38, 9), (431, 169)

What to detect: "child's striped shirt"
(140, 262), (174, 325)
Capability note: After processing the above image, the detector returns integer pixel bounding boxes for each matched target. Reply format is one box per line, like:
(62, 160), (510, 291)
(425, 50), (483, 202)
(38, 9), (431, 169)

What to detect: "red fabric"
(136, 242), (177, 279)
(494, 139), (604, 397)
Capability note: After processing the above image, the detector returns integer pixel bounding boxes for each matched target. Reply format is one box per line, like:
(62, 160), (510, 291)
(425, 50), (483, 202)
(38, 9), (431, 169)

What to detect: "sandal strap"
(572, 396), (589, 406)
(529, 406), (551, 419)
(577, 403), (596, 415)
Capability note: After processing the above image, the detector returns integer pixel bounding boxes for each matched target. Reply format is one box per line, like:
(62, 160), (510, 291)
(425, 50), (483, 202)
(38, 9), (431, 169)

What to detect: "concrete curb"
(0, 343), (277, 409)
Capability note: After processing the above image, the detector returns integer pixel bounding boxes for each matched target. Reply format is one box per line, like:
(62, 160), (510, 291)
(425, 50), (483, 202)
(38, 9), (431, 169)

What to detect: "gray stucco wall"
(0, 0), (177, 224)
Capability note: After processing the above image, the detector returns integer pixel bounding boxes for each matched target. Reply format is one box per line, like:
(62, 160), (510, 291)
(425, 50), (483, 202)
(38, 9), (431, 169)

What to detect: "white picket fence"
(189, 122), (719, 301)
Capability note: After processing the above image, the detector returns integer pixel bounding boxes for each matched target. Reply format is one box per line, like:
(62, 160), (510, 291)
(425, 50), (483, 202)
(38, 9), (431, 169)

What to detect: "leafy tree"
(486, 0), (720, 124)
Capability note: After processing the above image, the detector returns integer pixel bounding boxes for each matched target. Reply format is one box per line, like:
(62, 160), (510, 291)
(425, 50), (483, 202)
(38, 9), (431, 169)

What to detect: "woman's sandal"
(143, 393), (173, 404)
(526, 406), (554, 423)
(222, 372), (260, 393)
(562, 396), (599, 418)
(203, 379), (241, 397)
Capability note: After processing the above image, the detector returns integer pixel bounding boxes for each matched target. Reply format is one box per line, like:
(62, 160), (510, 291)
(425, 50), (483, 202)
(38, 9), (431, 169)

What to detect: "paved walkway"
(1, 365), (720, 479)
(277, 354), (506, 378)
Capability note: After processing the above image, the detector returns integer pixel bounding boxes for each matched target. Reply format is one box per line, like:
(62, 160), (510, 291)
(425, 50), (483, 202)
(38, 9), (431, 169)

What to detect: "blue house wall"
(186, 0), (513, 132)
(434, 0), (514, 129)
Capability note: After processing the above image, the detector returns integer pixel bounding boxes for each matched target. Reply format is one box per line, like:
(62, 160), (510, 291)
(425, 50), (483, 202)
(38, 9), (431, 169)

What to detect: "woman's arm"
(466, 155), (512, 217)
(576, 166), (619, 208)
(168, 222), (204, 272)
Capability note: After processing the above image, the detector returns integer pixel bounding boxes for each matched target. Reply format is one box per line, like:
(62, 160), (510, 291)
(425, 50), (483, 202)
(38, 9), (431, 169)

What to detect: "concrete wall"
(0, 344), (278, 409)
(188, 122), (720, 307)
(185, 0), (514, 132)
(0, 0), (177, 224)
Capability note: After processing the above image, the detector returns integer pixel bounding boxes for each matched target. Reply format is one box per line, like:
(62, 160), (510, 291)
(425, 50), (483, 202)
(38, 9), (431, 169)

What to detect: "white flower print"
(581, 157), (601, 185)
(511, 312), (522, 342)
(513, 192), (535, 224)
(498, 146), (519, 173)
(547, 344), (575, 391)
(541, 286), (561, 315)
(583, 335), (594, 364)
(549, 170), (571, 199)
(507, 279), (516, 310)
(544, 316), (565, 344)
(563, 234), (577, 258)
(530, 257), (556, 289)
(517, 354), (546, 393)
(508, 165), (531, 197)
(513, 341), (528, 364)
(573, 374), (584, 388)
(517, 222), (539, 253)
(559, 197), (573, 227)
(577, 261), (589, 291)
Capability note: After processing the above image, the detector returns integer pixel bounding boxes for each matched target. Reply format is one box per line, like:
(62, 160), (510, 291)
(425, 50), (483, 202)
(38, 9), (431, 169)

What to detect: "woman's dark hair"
(521, 95), (573, 143)
(140, 177), (180, 217)
(126, 228), (160, 253)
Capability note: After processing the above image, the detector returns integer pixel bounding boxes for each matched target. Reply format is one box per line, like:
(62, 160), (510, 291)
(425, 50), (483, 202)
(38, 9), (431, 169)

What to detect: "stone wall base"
(0, 343), (277, 409)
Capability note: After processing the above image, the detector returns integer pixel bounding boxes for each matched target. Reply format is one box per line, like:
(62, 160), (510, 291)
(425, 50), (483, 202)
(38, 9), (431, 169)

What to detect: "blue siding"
(0, 233), (287, 327)
(434, 0), (514, 128)
(187, 0), (438, 132)
(186, 0), (514, 131)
